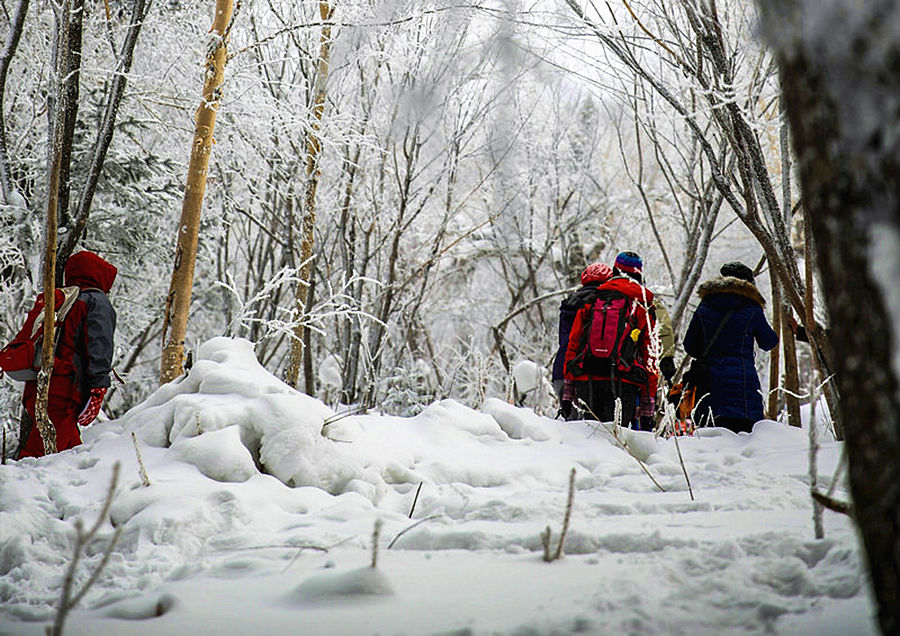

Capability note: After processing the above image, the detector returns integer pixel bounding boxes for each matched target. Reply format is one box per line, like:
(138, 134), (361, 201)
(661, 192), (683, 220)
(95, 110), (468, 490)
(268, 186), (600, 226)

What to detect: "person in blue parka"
(683, 261), (778, 433)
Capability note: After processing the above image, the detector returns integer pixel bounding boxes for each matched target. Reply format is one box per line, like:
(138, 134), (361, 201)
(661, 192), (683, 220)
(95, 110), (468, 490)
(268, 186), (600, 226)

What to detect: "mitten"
(660, 356), (676, 383)
(76, 387), (107, 427)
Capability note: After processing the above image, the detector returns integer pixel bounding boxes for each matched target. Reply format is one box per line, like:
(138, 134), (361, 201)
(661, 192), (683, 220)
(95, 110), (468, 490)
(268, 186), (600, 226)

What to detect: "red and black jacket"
(19, 251), (117, 407)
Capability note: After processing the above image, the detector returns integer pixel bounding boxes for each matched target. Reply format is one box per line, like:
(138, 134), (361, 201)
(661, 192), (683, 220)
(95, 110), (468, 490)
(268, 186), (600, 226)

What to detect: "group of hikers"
(552, 251), (779, 434)
(0, 246), (779, 461)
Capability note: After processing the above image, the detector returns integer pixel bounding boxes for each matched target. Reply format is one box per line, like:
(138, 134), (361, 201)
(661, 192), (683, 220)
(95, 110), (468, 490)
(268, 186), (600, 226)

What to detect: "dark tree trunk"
(54, 0), (85, 237)
(756, 2), (900, 632)
(57, 0), (153, 278)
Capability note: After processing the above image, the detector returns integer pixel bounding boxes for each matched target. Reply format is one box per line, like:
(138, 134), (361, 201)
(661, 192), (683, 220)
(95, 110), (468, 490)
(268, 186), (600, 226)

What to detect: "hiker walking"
(563, 251), (658, 425)
(8, 251), (117, 458)
(553, 262), (613, 420)
(682, 261), (778, 433)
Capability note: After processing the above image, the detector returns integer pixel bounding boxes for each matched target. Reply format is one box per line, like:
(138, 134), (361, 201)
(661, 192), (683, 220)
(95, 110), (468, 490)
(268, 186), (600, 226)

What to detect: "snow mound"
(285, 566), (395, 604)
(170, 426), (256, 483)
(512, 359), (543, 393)
(118, 337), (349, 490)
(100, 593), (177, 619)
(482, 397), (552, 441)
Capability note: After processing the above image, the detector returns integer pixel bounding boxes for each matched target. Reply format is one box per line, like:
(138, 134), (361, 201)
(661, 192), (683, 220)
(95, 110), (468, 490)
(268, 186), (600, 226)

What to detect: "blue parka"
(683, 276), (778, 422)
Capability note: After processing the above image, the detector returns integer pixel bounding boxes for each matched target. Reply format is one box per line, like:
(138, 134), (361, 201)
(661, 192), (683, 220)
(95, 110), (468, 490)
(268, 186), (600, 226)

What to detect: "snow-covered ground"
(0, 338), (877, 635)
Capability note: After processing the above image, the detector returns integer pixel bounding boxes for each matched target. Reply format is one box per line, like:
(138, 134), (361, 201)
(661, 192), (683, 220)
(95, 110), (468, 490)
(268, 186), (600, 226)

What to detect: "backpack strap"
(28, 286), (81, 338)
(567, 302), (596, 375)
(702, 308), (736, 358)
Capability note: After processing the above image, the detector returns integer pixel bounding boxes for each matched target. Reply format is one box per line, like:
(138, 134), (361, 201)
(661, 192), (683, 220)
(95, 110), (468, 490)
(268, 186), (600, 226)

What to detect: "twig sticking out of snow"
(810, 490), (853, 517)
(131, 432), (150, 487)
(541, 468), (578, 563)
(672, 433), (693, 501)
(657, 397), (694, 499)
(51, 462), (123, 636)
(321, 404), (368, 436)
(578, 398), (666, 493)
(281, 536), (355, 573)
(540, 526), (553, 562)
(371, 519), (383, 569)
(808, 379), (825, 539)
(806, 376), (853, 519)
(408, 482), (423, 519)
(387, 514), (443, 550)
(553, 468), (576, 561)
(826, 450), (847, 499)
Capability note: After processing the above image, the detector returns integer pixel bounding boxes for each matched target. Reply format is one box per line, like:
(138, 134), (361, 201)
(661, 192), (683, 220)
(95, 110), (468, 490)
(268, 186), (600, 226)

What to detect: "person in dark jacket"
(17, 251), (117, 458)
(683, 261), (778, 433)
(553, 262), (613, 419)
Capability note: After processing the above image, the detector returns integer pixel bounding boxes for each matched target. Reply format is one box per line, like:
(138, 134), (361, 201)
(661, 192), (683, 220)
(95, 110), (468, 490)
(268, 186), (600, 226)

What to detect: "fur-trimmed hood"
(698, 276), (765, 307)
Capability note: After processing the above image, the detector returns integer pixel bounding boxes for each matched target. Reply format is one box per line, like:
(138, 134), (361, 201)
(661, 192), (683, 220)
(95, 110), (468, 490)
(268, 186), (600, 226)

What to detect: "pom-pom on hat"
(614, 251), (643, 275)
(580, 262), (613, 285)
(720, 261), (755, 282)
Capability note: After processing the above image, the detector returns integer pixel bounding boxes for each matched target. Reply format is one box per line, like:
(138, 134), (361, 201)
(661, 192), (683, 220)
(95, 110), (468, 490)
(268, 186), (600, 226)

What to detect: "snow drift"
(0, 337), (876, 635)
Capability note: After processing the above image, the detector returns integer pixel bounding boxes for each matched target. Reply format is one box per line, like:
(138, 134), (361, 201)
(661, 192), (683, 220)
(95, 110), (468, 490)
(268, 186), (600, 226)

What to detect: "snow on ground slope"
(0, 338), (877, 634)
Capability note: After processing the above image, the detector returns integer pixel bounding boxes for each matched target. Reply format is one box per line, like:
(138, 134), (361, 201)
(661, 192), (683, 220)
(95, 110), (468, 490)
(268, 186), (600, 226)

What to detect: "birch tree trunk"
(160, 0), (234, 384)
(756, 1), (900, 631)
(285, 0), (334, 389)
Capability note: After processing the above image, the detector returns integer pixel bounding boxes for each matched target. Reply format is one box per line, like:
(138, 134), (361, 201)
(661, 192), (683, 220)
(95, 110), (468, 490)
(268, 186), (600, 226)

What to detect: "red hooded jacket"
(18, 251), (117, 457)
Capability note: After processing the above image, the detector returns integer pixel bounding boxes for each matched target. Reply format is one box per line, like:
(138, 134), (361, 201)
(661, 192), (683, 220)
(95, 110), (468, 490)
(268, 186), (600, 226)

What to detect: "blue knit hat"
(614, 251), (643, 275)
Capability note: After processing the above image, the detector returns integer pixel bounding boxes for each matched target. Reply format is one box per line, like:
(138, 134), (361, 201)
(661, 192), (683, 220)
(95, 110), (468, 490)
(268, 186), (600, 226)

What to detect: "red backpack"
(0, 287), (80, 382)
(567, 289), (649, 384)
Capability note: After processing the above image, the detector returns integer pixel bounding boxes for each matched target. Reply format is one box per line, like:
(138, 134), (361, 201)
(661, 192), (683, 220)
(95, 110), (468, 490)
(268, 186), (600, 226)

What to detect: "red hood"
(600, 276), (654, 304)
(64, 251), (117, 293)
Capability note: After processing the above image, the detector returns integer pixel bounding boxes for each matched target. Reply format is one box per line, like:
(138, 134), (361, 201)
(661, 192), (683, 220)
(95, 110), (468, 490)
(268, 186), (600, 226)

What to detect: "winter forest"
(1, 0), (899, 634)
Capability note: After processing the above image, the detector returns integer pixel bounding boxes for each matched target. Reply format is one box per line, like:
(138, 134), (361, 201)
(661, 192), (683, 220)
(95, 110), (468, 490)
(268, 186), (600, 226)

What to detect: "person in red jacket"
(17, 251), (117, 458)
(553, 262), (613, 420)
(562, 251), (658, 426)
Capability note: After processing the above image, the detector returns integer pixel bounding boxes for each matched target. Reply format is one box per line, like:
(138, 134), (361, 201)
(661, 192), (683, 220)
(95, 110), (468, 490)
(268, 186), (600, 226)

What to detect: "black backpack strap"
(568, 302), (596, 375)
(702, 308), (736, 357)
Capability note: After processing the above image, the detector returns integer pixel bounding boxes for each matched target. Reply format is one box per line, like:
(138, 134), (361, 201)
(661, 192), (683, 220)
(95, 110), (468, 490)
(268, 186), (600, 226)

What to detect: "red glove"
(77, 387), (107, 427)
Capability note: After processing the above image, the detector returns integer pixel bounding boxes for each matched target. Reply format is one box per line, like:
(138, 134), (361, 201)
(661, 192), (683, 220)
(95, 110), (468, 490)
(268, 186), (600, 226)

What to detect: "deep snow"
(0, 338), (877, 635)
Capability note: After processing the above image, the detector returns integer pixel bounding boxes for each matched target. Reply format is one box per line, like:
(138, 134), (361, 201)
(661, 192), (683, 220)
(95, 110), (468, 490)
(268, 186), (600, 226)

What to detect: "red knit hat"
(580, 262), (613, 285)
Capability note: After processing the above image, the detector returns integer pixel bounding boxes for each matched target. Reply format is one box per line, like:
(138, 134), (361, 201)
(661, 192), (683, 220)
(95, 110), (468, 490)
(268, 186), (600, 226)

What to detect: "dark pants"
(575, 380), (639, 425)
